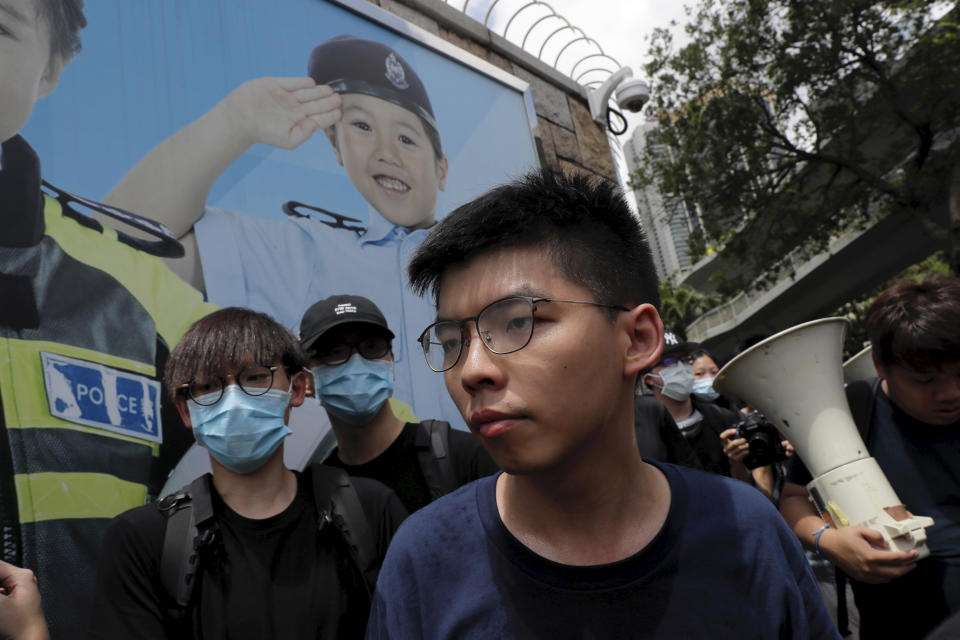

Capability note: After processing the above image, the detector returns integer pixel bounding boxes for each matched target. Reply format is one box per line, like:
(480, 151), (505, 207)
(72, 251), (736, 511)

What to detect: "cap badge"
(334, 303), (357, 315)
(384, 52), (409, 90)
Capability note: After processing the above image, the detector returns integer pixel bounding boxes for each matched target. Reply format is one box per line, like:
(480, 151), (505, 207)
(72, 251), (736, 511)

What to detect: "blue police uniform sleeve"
(194, 207), (318, 330)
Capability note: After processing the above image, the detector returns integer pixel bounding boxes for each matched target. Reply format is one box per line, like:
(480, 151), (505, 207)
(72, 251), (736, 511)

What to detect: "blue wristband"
(812, 524), (832, 558)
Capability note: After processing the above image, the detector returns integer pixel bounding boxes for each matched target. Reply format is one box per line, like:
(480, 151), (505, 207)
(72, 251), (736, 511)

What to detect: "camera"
(614, 79), (651, 113)
(735, 413), (789, 469)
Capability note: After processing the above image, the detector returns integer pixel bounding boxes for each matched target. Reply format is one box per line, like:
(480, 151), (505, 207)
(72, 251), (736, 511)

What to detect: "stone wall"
(361, 0), (618, 181)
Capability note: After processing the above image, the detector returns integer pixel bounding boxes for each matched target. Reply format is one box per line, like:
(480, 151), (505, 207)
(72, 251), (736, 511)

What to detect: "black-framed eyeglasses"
(311, 337), (391, 366)
(418, 296), (629, 373)
(179, 365), (280, 406)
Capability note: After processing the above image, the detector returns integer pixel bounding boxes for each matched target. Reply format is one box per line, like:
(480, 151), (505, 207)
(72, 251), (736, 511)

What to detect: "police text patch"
(40, 352), (163, 443)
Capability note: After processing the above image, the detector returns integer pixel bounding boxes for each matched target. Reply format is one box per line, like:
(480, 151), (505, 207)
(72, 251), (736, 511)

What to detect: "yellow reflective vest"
(0, 135), (216, 638)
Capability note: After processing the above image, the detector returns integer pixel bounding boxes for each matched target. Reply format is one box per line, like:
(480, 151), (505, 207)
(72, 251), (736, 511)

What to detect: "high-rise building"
(622, 121), (703, 279)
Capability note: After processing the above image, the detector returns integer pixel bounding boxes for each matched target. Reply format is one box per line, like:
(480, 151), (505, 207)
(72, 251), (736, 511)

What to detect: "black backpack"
(414, 420), (459, 500)
(845, 377), (882, 443)
(157, 464), (377, 619)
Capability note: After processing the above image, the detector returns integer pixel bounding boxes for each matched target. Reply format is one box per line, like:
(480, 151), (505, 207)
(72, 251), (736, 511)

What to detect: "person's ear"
(283, 370), (309, 424)
(289, 370), (308, 408)
(325, 126), (344, 166)
(303, 367), (316, 398)
(871, 352), (888, 381)
(435, 155), (449, 192)
(38, 54), (66, 99)
(623, 303), (663, 378)
(174, 395), (193, 429)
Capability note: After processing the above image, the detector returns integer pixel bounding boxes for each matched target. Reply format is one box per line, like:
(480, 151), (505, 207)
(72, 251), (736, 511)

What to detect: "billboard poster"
(24, 0), (540, 437)
(4, 1), (538, 635)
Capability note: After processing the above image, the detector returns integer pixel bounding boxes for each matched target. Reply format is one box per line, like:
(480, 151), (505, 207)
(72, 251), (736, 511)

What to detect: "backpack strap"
(835, 566), (851, 637)
(158, 474), (219, 617)
(309, 465), (378, 594)
(415, 420), (459, 500)
(845, 376), (882, 444)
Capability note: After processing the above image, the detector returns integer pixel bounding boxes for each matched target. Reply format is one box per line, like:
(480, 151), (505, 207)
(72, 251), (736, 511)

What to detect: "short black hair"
(37, 0), (87, 61)
(408, 170), (660, 312)
(165, 307), (306, 400)
(689, 347), (713, 362)
(866, 275), (960, 370)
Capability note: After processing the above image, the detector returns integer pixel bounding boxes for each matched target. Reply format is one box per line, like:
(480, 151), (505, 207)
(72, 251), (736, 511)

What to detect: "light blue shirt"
(194, 206), (464, 428)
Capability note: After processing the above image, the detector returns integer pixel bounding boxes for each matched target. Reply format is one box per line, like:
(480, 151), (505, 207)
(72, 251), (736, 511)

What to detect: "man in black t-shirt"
(300, 295), (498, 513)
(632, 394), (703, 469)
(87, 308), (406, 639)
(780, 276), (960, 639)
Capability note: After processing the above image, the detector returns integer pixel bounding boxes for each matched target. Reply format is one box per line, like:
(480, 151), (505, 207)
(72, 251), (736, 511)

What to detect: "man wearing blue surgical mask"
(88, 307), (407, 638)
(643, 333), (748, 481)
(301, 295), (498, 513)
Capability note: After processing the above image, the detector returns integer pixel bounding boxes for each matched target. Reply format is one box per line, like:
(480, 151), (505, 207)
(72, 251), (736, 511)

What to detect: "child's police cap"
(308, 34), (438, 135)
(300, 294), (395, 353)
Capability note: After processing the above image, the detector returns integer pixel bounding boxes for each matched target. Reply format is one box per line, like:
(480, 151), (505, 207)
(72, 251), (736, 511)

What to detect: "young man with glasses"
(367, 171), (839, 639)
(87, 307), (406, 639)
(300, 295), (498, 514)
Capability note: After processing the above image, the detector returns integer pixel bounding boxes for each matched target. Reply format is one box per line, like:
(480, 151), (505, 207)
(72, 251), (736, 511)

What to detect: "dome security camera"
(614, 79), (650, 113)
(586, 67), (652, 129)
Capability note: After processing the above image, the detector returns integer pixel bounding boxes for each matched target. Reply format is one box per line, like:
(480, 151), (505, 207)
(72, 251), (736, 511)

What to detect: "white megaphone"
(714, 317), (934, 557)
(843, 344), (878, 384)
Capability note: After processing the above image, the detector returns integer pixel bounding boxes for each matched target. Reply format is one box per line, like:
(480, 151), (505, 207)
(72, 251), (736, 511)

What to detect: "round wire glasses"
(179, 365), (279, 406)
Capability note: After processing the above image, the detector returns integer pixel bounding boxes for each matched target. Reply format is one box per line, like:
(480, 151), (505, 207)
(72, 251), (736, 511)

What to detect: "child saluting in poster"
(105, 35), (457, 425)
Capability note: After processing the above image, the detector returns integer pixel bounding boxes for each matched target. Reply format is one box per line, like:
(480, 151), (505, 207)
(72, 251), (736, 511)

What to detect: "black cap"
(656, 331), (696, 365)
(307, 35), (440, 150)
(299, 295), (395, 353)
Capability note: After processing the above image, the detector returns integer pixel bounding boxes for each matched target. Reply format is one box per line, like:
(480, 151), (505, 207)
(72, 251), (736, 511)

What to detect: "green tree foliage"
(636, 0), (960, 295)
(835, 251), (952, 354)
(687, 226), (709, 264)
(659, 274), (722, 339)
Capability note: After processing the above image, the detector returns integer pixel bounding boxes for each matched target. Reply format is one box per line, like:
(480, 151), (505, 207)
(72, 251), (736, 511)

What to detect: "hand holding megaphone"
(714, 318), (934, 560)
(816, 522), (920, 583)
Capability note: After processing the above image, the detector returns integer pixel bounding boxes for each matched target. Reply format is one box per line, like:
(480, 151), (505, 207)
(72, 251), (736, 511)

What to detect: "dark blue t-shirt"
(868, 390), (960, 561)
(787, 381), (960, 563)
(367, 460), (838, 639)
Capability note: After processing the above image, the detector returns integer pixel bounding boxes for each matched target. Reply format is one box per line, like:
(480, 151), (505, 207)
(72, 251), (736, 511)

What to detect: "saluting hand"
(217, 77), (343, 150)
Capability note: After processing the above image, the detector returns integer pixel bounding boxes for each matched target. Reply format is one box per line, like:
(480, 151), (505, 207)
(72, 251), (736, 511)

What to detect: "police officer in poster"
(1, 1), (215, 636)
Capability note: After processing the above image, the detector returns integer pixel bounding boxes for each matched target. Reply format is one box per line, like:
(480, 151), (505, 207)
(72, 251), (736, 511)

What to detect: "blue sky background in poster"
(23, 0), (538, 224)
